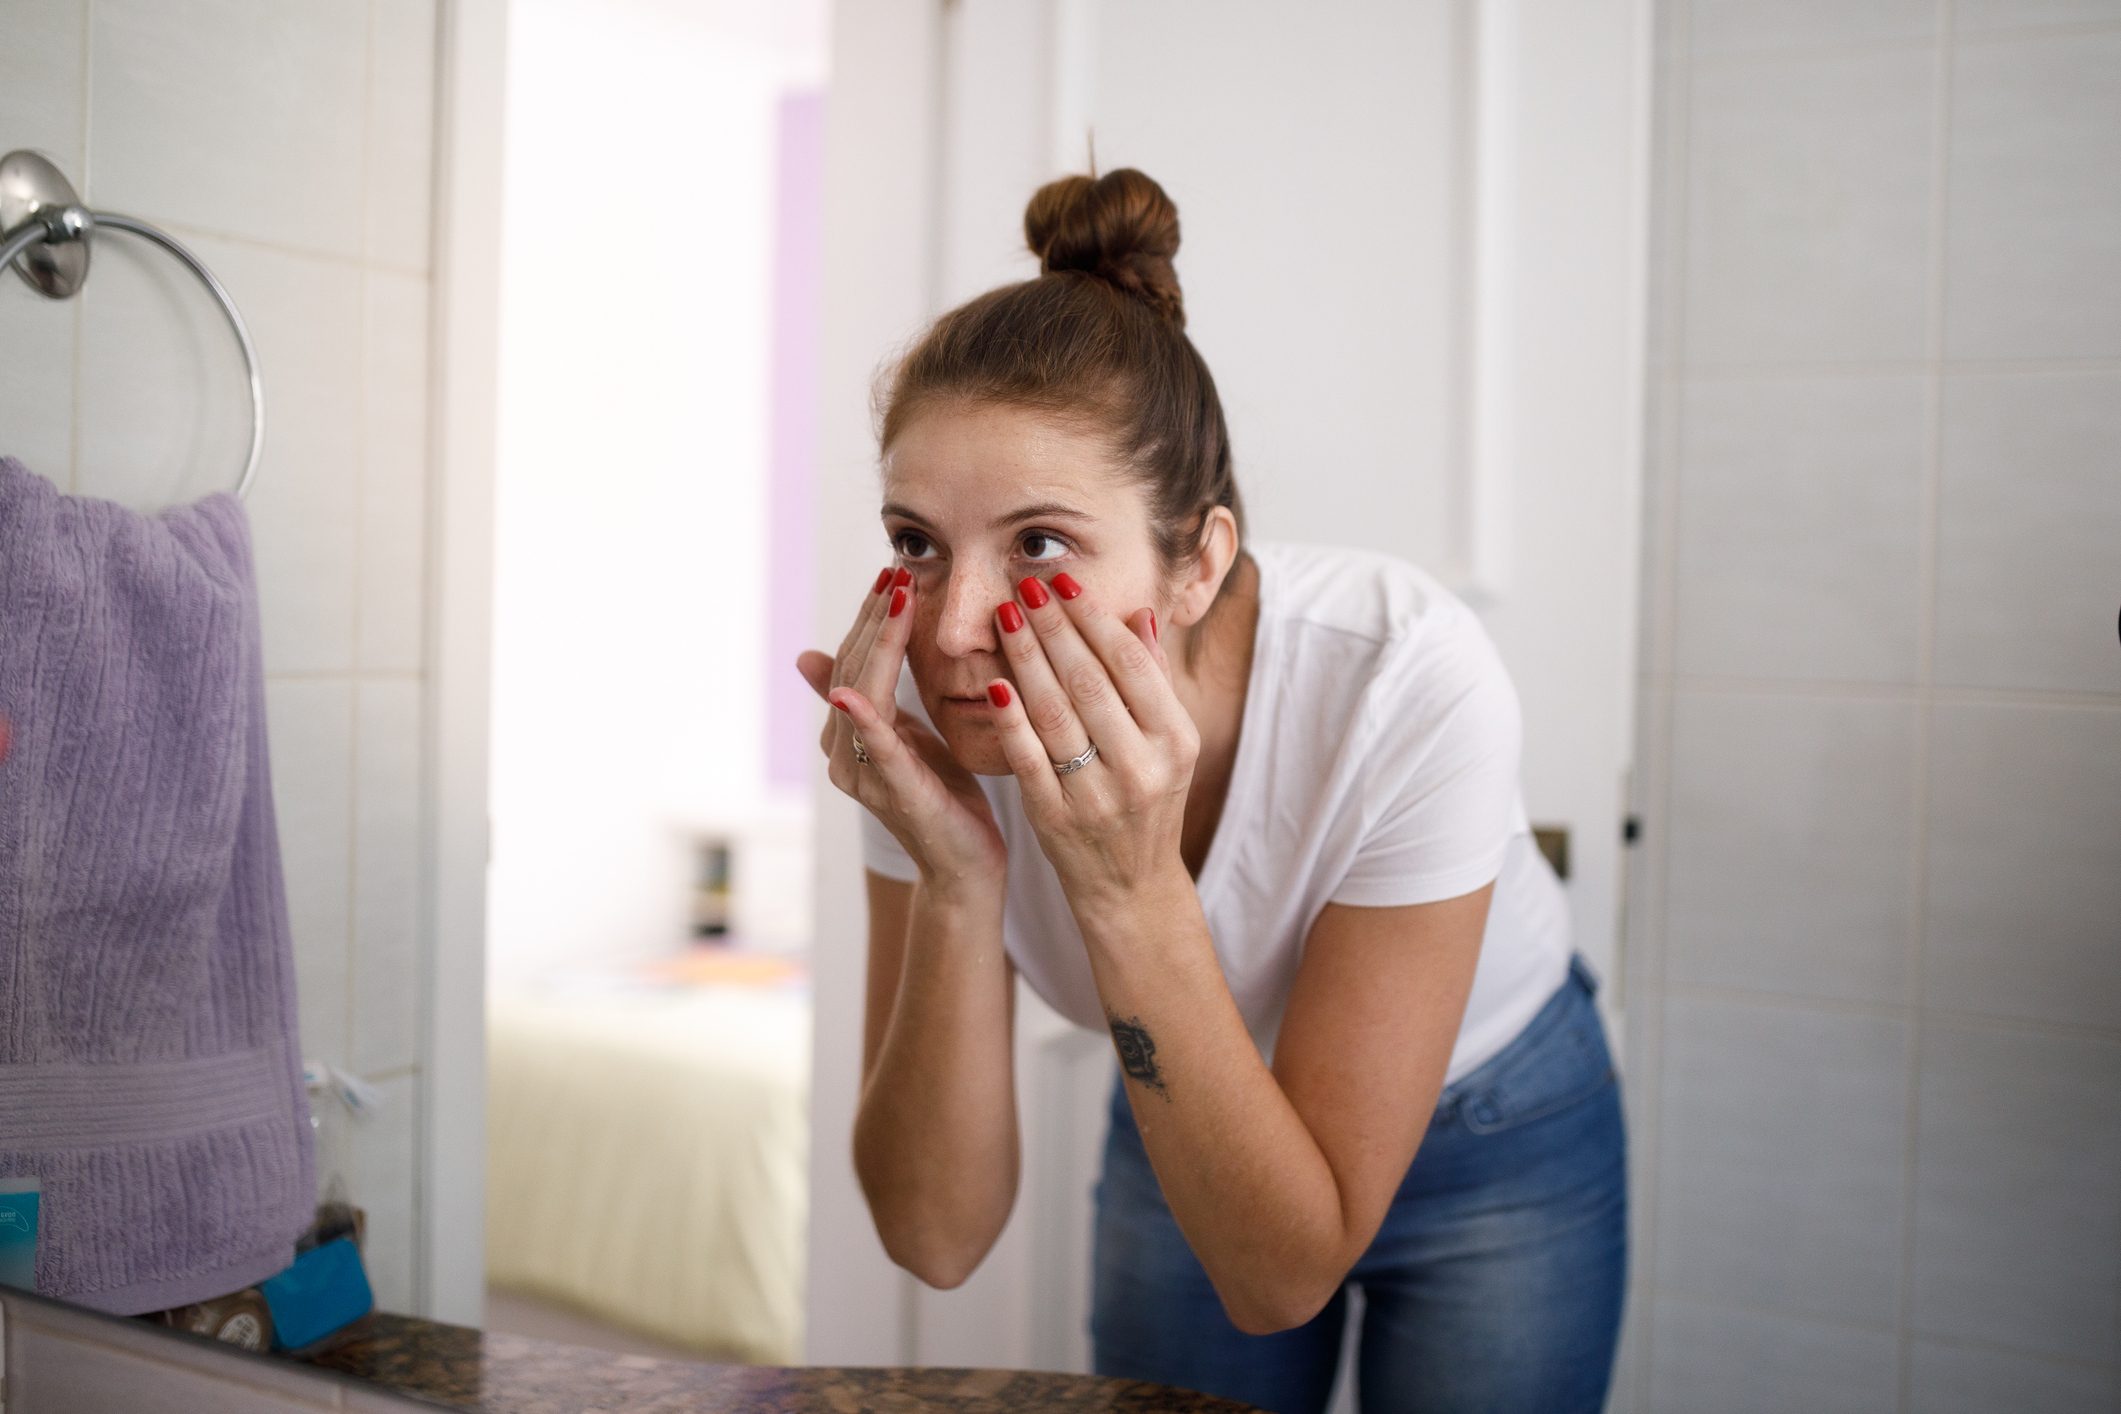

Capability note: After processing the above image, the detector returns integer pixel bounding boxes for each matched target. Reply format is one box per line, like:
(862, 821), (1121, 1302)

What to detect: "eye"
(890, 530), (936, 562)
(1019, 530), (1073, 563)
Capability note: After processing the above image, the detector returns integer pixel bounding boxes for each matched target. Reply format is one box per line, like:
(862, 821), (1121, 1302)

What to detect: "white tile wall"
(365, 1), (439, 273)
(0, 0), (439, 1327)
(1686, 0), (1939, 58)
(1647, 1296), (1901, 1414)
(358, 273), (430, 674)
(352, 682), (424, 1077)
(1923, 702), (2121, 1031)
(1665, 693), (1918, 1005)
(1907, 1338), (2119, 1414)
(0, 1), (85, 176)
(341, 1073), (421, 1316)
(88, 0), (370, 261)
(1630, 3), (2121, 1408)
(266, 679), (356, 1071)
(1953, 0), (2121, 30)
(1682, 44), (1936, 365)
(1943, 29), (2121, 360)
(1656, 995), (1911, 1321)
(0, 276), (77, 479)
(1674, 374), (1929, 683)
(1933, 371), (2121, 695)
(1909, 1020), (2121, 1361)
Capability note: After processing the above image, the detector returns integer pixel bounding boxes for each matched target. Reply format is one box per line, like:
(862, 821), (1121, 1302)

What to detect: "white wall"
(485, 0), (826, 990)
(1625, 2), (2121, 1407)
(0, 0), (440, 1316)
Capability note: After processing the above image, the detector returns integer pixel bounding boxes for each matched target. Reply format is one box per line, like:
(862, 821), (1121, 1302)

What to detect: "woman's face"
(879, 401), (1169, 777)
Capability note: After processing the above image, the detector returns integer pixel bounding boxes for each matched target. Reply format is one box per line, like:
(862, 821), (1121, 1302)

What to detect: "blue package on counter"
(0, 1179), (38, 1291)
(259, 1236), (373, 1350)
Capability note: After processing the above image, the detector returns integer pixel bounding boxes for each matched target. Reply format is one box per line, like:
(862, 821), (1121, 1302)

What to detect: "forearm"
(1073, 869), (1350, 1335)
(852, 878), (1020, 1287)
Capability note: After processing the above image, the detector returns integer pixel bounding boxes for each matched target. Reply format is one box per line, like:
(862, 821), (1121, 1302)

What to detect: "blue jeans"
(1089, 952), (1628, 1414)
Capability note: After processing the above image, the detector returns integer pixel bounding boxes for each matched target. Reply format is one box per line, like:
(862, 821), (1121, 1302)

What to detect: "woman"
(795, 168), (1626, 1414)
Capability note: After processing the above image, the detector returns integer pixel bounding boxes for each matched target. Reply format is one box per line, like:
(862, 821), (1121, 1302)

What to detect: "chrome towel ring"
(0, 149), (263, 501)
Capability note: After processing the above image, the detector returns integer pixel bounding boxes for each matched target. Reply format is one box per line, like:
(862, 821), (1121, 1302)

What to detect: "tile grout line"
(1649, 675), (2121, 709)
(1898, 6), (1955, 1402)
(1658, 984), (2121, 1045)
(1674, 354), (2121, 378)
(1649, 1278), (2121, 1377)
(1683, 14), (2121, 71)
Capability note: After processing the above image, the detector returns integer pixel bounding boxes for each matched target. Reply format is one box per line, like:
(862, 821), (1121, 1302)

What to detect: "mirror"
(4, 3), (2116, 1413)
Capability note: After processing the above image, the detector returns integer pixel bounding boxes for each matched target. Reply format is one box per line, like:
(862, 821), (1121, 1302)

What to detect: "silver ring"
(1052, 741), (1098, 776)
(851, 735), (870, 764)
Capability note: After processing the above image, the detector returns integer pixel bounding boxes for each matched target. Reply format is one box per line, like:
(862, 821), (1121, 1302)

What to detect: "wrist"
(1069, 860), (1199, 940)
(914, 868), (1004, 917)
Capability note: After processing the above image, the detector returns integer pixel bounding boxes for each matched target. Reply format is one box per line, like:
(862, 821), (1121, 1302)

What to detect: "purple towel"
(0, 454), (315, 1314)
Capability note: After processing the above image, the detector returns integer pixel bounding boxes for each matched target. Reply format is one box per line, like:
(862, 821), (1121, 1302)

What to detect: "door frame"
(421, 0), (508, 1326)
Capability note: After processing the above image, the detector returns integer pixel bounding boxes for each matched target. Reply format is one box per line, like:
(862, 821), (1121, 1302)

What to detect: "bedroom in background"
(480, 0), (830, 1365)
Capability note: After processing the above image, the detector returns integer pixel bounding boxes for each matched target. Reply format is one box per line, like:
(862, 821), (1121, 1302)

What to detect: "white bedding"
(484, 966), (811, 1363)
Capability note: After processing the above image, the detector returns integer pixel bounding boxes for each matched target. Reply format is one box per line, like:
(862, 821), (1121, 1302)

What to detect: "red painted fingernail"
(998, 601), (1024, 633)
(889, 587), (908, 618)
(1149, 609), (1157, 641)
(1017, 576), (1049, 609)
(872, 567), (892, 594)
(830, 694), (851, 714)
(1052, 572), (1082, 601)
(987, 682), (1012, 708)
(892, 566), (912, 588)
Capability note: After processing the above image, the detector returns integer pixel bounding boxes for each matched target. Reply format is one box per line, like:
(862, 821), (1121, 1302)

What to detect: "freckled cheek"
(898, 577), (948, 676)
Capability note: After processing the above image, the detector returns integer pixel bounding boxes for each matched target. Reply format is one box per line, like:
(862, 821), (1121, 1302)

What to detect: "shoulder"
(1253, 540), (1517, 758)
(1253, 539), (1494, 675)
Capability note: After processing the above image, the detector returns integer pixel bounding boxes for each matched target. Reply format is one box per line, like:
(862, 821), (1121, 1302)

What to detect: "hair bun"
(1024, 168), (1185, 328)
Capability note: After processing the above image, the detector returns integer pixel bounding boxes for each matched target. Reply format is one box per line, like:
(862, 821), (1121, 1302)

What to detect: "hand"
(980, 572), (1199, 908)
(796, 565), (1007, 892)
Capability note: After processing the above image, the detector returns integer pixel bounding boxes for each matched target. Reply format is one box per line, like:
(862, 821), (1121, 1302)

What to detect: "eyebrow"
(879, 499), (1096, 531)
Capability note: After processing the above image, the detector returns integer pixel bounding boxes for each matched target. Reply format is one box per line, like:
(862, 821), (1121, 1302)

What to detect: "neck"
(1172, 550), (1258, 770)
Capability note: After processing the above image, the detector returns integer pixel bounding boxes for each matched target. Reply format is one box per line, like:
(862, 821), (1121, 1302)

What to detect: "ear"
(1170, 506), (1241, 630)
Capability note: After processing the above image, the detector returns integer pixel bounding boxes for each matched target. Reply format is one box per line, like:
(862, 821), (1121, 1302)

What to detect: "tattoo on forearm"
(1107, 1013), (1170, 1100)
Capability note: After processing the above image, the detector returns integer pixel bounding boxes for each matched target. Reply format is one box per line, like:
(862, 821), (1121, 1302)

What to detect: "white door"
(806, 0), (1650, 1382)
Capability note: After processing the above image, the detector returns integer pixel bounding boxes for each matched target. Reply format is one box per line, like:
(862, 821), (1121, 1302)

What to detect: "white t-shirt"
(858, 538), (1573, 1084)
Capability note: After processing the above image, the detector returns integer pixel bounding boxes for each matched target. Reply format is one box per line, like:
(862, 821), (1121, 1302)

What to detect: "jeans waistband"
(1435, 950), (1603, 1114)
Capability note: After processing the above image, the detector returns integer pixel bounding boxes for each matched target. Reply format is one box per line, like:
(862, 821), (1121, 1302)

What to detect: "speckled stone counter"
(290, 1312), (1266, 1413)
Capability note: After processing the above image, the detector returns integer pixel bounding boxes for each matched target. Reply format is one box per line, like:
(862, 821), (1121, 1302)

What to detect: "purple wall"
(766, 88), (825, 792)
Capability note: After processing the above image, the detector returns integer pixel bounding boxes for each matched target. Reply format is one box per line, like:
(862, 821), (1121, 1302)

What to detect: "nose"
(932, 561), (1011, 660)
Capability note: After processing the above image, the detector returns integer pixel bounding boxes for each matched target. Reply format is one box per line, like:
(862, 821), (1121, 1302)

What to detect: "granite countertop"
(292, 1312), (1265, 1413)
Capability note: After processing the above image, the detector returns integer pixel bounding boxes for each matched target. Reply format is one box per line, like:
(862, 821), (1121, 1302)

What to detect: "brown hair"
(873, 167), (1248, 671)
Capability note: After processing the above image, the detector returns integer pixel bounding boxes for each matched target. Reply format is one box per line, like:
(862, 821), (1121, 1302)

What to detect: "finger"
(797, 649), (835, 700)
(828, 685), (922, 797)
(833, 563), (896, 674)
(829, 563), (906, 760)
(976, 679), (1070, 819)
(839, 563), (907, 696)
(1015, 572), (1156, 766)
(854, 567), (915, 711)
(998, 576), (1095, 768)
(1126, 606), (1174, 685)
(1055, 577), (1188, 741)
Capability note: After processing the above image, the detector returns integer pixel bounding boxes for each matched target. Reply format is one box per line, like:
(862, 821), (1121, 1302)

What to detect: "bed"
(484, 948), (810, 1364)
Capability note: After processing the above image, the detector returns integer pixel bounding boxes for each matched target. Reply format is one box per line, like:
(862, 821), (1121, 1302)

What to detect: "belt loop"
(1570, 951), (1601, 997)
